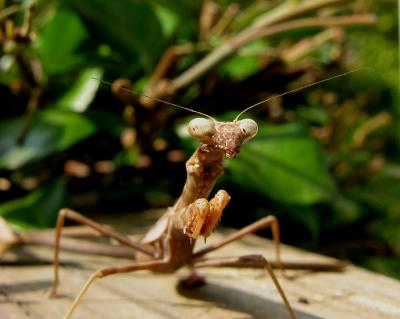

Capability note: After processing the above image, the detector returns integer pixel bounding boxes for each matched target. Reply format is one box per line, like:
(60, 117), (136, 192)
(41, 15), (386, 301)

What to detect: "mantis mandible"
(50, 70), (359, 319)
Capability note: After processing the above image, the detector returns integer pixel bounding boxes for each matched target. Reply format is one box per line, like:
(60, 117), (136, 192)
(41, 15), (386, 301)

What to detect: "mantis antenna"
(234, 68), (368, 121)
(95, 68), (368, 122)
(93, 78), (215, 121)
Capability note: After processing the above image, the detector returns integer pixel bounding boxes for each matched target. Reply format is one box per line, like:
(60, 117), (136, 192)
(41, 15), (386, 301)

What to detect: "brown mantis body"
(50, 71), (359, 319)
(51, 117), (298, 318)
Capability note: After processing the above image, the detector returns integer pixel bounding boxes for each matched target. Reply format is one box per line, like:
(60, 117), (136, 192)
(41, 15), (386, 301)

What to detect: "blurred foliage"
(0, 0), (399, 278)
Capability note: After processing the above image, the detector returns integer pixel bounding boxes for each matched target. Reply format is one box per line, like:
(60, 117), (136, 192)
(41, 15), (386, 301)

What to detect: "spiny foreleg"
(177, 189), (230, 239)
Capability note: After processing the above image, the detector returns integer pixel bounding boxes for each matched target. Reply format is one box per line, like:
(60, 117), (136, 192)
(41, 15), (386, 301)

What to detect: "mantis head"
(188, 118), (258, 158)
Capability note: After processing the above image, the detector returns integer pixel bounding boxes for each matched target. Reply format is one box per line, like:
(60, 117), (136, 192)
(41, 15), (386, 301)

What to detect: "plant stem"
(251, 0), (348, 29)
(171, 14), (376, 91)
(236, 14), (377, 47)
(0, 4), (20, 21)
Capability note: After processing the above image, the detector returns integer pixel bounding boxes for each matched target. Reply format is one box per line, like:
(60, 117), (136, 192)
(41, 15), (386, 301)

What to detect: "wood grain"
(1, 211), (400, 319)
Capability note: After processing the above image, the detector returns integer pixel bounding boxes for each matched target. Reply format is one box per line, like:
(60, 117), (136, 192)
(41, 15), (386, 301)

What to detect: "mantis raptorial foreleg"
(179, 189), (230, 239)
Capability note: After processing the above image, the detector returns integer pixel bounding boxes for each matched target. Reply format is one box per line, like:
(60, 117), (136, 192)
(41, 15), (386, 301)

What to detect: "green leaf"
(0, 109), (97, 169)
(153, 4), (179, 38)
(70, 0), (164, 70)
(55, 67), (103, 112)
(85, 109), (128, 138)
(35, 8), (88, 75)
(219, 41), (267, 81)
(150, 0), (200, 18)
(277, 205), (321, 243)
(0, 178), (68, 228)
(362, 256), (400, 280)
(226, 122), (336, 204)
(332, 195), (363, 226)
(348, 171), (400, 216)
(297, 104), (329, 125)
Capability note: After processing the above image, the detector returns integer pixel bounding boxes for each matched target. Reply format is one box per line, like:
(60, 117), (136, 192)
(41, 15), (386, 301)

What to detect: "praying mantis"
(49, 71), (359, 319)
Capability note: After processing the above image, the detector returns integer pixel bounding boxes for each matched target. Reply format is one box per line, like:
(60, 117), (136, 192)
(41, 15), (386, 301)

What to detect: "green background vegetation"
(0, 0), (399, 278)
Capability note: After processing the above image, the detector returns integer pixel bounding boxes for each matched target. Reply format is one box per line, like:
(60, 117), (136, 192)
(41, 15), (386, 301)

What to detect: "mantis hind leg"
(193, 254), (297, 319)
(63, 259), (169, 319)
(50, 208), (155, 297)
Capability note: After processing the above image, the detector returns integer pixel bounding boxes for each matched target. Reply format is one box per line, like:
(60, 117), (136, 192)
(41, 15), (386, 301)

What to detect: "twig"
(13, 3), (44, 143)
(19, 5), (35, 39)
(352, 112), (392, 148)
(0, 4), (20, 21)
(237, 14), (377, 46)
(3, 225), (138, 259)
(170, 14), (376, 91)
(17, 86), (42, 144)
(17, 233), (137, 259)
(194, 256), (347, 271)
(251, 0), (348, 29)
(199, 0), (219, 41)
(280, 27), (343, 63)
(209, 3), (240, 37)
(148, 44), (195, 86)
(17, 87), (42, 144)
(141, 44), (195, 108)
(21, 226), (105, 240)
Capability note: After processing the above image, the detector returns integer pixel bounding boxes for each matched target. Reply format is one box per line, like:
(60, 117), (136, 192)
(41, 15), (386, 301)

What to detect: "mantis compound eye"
(239, 118), (258, 140)
(188, 118), (216, 143)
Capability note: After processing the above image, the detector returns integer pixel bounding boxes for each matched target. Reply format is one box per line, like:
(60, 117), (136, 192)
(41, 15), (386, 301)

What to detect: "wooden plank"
(1, 210), (400, 319)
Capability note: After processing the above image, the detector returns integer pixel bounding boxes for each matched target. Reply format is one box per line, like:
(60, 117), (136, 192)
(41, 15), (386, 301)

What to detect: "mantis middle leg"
(193, 215), (346, 272)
